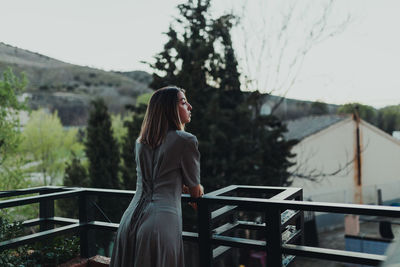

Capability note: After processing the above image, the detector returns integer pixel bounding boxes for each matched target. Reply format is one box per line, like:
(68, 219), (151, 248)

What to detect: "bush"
(0, 216), (80, 266)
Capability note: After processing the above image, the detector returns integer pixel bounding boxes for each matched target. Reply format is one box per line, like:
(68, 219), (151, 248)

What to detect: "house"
(285, 114), (400, 207)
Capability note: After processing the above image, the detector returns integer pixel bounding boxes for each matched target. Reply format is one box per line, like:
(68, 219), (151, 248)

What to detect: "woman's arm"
(180, 134), (202, 208)
(183, 184), (204, 210)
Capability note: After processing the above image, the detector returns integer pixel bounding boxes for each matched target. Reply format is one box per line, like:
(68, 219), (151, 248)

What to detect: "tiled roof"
(283, 115), (349, 141)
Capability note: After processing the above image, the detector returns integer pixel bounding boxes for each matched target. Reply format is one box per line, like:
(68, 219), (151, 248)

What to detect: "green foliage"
(120, 105), (147, 190)
(0, 216), (79, 266)
(86, 98), (120, 190)
(0, 156), (30, 191)
(85, 98), (122, 254)
(0, 216), (24, 241)
(0, 216), (29, 266)
(0, 68), (30, 191)
(63, 155), (89, 188)
(136, 92), (152, 106)
(58, 154), (89, 218)
(28, 236), (80, 266)
(378, 105), (400, 134)
(149, 0), (297, 188)
(337, 103), (378, 125)
(111, 113), (128, 146)
(0, 68), (27, 164)
(310, 101), (329, 115)
(19, 109), (84, 185)
(337, 103), (400, 134)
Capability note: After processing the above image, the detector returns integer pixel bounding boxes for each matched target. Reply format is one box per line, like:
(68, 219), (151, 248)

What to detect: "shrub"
(0, 216), (80, 266)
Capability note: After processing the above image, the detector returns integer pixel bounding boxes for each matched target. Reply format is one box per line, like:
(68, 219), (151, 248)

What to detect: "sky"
(1, 0), (399, 108)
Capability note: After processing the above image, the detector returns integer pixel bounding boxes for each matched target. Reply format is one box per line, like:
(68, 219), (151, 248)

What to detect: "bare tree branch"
(236, 0), (352, 110)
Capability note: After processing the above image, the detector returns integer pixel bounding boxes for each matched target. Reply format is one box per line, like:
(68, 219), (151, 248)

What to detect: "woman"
(110, 86), (204, 267)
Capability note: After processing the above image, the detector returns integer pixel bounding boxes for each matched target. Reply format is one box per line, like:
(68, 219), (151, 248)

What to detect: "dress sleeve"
(180, 136), (201, 187)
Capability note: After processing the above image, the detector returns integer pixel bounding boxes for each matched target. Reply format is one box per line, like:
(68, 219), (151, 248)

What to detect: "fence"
(1, 185), (400, 266)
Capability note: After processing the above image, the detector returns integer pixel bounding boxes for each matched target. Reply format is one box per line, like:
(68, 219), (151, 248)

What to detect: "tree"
(150, 0), (214, 140)
(117, 92), (152, 190)
(58, 154), (89, 218)
(111, 113), (129, 147)
(85, 98), (120, 190)
(149, 0), (297, 189)
(377, 105), (400, 134)
(135, 92), (152, 106)
(85, 98), (121, 256)
(20, 109), (83, 185)
(0, 68), (26, 165)
(120, 105), (146, 190)
(0, 69), (29, 190)
(235, 0), (351, 113)
(310, 101), (329, 115)
(337, 103), (378, 125)
(63, 154), (89, 187)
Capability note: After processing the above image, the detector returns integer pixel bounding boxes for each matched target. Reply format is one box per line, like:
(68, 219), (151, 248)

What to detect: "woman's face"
(177, 91), (192, 125)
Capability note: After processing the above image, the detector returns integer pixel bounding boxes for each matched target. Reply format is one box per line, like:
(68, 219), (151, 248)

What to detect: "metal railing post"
(79, 191), (95, 258)
(265, 207), (282, 267)
(231, 190), (239, 266)
(198, 198), (213, 267)
(39, 190), (55, 232)
(296, 192), (305, 245)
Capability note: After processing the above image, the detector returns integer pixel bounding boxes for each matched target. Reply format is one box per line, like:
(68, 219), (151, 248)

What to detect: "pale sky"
(1, 0), (399, 108)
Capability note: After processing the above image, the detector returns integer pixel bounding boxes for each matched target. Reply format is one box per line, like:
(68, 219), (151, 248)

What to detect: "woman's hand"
(182, 185), (190, 194)
(187, 184), (204, 210)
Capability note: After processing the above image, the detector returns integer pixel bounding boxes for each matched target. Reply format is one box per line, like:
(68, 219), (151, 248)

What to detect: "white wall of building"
(361, 121), (400, 203)
(290, 118), (400, 205)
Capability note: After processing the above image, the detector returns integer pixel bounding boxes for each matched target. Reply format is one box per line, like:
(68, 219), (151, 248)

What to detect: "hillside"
(6, 42), (385, 130)
(0, 42), (152, 125)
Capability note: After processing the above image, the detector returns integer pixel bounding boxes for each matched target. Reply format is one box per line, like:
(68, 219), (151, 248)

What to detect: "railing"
(1, 185), (400, 266)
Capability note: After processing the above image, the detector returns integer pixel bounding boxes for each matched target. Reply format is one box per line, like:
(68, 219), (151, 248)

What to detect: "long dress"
(110, 130), (201, 267)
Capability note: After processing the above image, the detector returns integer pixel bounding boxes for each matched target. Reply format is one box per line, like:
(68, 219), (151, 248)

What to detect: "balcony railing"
(1, 185), (400, 266)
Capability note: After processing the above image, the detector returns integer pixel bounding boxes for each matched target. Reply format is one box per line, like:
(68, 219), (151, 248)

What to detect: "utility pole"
(353, 105), (363, 204)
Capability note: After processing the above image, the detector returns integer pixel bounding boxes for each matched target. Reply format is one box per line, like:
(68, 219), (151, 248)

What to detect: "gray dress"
(110, 130), (200, 267)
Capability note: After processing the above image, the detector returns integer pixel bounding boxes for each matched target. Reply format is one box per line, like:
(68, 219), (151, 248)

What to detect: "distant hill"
(0, 42), (346, 127)
(0, 42), (152, 125)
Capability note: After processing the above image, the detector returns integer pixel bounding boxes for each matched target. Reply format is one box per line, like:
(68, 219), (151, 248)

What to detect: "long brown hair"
(139, 86), (185, 148)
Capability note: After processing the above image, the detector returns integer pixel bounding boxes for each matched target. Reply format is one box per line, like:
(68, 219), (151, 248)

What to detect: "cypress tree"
(85, 98), (120, 190)
(85, 98), (121, 225)
(120, 105), (147, 190)
(85, 98), (121, 255)
(58, 155), (89, 218)
(150, 0), (297, 190)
